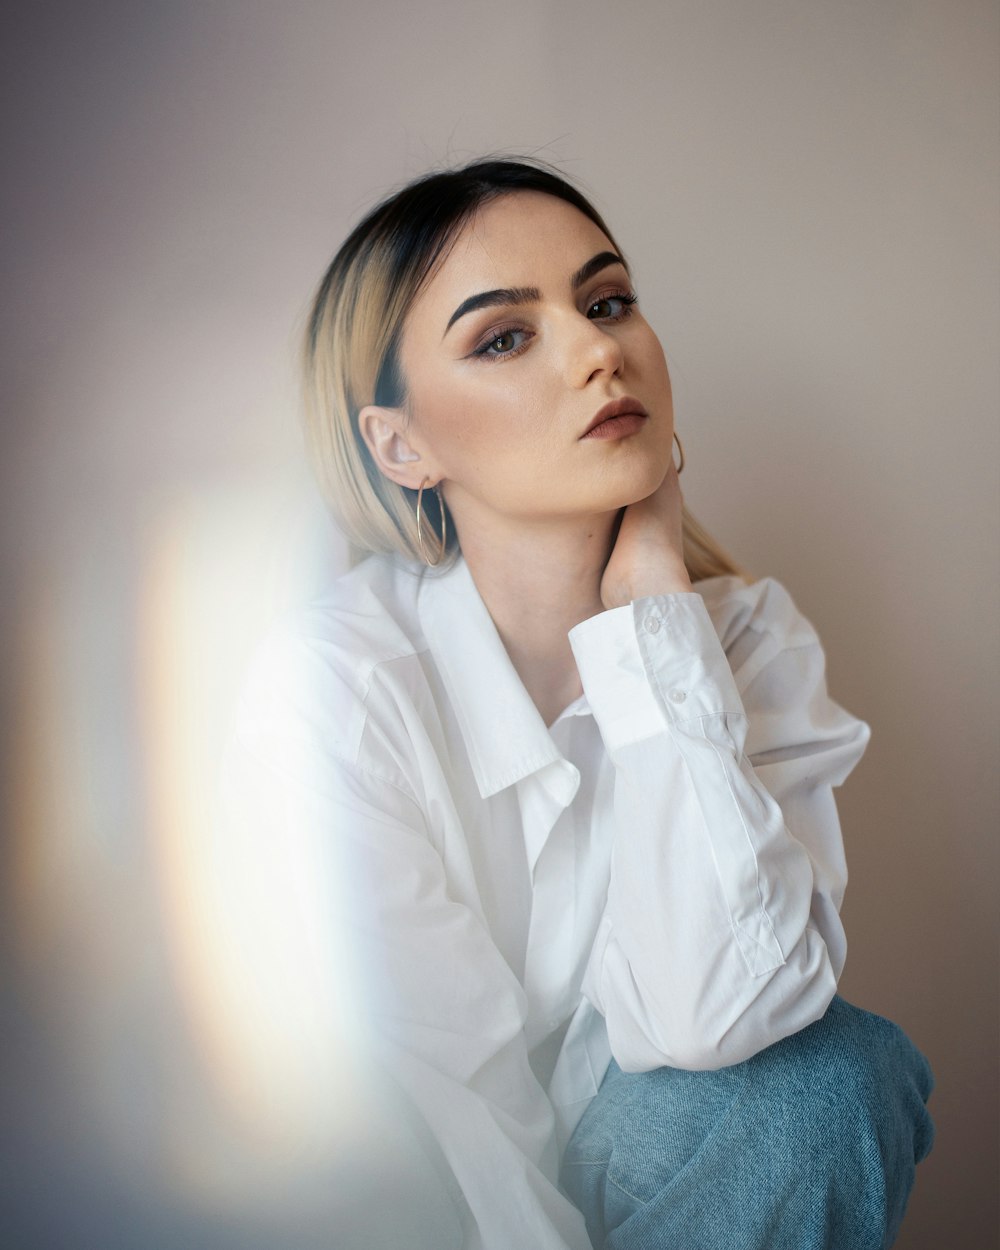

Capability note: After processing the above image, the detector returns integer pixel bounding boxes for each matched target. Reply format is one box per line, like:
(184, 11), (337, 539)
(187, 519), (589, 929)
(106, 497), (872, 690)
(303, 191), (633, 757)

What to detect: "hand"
(600, 464), (693, 609)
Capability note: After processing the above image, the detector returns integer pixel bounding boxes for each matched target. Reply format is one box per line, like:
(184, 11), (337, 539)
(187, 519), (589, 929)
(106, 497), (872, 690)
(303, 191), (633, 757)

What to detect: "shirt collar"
(417, 556), (568, 798)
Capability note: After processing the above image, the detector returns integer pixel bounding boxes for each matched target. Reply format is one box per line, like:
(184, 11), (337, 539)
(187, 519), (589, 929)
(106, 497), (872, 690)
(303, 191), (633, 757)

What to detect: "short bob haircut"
(302, 157), (742, 582)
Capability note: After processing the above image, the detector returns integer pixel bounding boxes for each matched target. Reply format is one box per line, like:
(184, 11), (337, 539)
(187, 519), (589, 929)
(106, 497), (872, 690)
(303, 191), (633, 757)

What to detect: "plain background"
(2, 2), (997, 1246)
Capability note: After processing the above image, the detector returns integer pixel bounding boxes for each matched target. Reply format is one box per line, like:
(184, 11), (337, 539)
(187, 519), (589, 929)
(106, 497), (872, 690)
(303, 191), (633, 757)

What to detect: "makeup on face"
(443, 250), (629, 339)
(391, 192), (674, 529)
(580, 397), (649, 441)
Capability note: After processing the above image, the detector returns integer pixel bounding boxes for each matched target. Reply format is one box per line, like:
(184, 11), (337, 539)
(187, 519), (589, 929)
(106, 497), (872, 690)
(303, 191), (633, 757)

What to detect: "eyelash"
(471, 289), (639, 362)
(587, 290), (639, 321)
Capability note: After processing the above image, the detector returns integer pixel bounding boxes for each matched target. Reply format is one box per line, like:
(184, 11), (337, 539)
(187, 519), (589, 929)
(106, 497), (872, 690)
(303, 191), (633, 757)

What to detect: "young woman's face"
(393, 191), (675, 532)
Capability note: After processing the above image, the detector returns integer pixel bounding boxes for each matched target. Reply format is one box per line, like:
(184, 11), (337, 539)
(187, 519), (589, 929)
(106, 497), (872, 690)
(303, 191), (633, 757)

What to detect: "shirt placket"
(516, 759), (580, 1051)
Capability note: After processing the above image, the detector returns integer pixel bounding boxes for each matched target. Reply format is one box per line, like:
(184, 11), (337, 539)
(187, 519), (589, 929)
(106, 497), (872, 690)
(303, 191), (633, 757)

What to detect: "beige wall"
(3, 1), (996, 1245)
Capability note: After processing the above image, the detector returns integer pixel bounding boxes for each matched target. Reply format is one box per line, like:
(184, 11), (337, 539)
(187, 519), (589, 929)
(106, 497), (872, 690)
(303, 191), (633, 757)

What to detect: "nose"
(566, 314), (624, 388)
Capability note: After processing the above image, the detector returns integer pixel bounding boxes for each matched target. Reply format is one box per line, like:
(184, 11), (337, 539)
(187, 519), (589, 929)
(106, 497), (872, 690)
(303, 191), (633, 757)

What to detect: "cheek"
(640, 336), (674, 413)
(445, 377), (549, 454)
(399, 365), (479, 459)
(408, 392), (515, 478)
(402, 347), (565, 474)
(640, 327), (671, 377)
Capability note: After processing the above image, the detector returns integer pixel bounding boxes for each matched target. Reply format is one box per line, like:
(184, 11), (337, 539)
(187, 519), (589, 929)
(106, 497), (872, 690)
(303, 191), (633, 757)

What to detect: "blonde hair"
(302, 158), (744, 583)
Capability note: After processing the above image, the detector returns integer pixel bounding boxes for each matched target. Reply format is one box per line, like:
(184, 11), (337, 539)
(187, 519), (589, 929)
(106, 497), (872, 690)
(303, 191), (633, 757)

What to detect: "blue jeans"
(559, 997), (934, 1250)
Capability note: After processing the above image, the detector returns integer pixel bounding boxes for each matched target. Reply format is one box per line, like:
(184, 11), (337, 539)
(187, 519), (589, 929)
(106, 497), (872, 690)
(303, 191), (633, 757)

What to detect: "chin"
(605, 453), (670, 509)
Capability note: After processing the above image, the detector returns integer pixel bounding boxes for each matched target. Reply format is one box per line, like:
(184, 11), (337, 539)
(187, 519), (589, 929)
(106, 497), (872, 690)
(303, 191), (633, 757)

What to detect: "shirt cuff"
(568, 594), (744, 753)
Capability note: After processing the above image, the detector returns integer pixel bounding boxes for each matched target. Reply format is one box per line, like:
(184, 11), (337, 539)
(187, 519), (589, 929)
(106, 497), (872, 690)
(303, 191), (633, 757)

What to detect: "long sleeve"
(568, 576), (869, 1073)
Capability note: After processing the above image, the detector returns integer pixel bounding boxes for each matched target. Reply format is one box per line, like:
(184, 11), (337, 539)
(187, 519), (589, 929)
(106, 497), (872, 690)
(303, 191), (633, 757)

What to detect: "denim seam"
(604, 1170), (649, 1207)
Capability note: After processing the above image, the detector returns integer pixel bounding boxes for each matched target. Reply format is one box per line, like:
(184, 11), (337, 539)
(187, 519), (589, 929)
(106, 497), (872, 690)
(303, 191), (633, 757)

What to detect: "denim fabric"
(559, 997), (934, 1250)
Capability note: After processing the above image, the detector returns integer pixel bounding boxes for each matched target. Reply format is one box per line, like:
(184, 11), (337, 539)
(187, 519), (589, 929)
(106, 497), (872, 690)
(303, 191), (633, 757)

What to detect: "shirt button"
(669, 689), (687, 704)
(645, 615), (661, 635)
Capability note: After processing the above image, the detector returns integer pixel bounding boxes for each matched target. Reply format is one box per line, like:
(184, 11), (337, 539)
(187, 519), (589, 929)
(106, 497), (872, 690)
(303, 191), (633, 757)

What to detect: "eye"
(472, 325), (532, 361)
(587, 291), (638, 321)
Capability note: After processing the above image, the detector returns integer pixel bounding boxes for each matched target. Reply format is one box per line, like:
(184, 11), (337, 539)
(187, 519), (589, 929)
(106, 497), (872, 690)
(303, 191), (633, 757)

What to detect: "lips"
(580, 396), (649, 440)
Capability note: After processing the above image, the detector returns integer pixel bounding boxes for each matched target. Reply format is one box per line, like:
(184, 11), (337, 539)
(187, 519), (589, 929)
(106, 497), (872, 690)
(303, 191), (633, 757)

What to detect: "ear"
(358, 405), (441, 490)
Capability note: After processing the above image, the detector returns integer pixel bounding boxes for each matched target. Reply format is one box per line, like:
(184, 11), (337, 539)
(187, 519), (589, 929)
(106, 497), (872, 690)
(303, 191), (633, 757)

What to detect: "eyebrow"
(443, 250), (628, 337)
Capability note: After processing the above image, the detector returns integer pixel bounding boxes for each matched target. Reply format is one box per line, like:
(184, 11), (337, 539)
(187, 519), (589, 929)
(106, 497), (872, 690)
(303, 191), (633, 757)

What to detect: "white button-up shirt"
(220, 553), (869, 1249)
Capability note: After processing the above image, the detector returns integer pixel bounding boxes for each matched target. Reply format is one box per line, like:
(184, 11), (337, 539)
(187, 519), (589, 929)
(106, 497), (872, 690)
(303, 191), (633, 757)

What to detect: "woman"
(224, 159), (933, 1248)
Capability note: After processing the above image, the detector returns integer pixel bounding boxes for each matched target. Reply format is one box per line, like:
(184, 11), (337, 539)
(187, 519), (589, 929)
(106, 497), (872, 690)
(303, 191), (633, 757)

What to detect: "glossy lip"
(580, 396), (649, 439)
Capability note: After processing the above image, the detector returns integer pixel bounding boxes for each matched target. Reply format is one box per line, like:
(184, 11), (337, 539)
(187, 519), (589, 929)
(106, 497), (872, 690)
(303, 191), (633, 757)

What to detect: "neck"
(457, 510), (619, 726)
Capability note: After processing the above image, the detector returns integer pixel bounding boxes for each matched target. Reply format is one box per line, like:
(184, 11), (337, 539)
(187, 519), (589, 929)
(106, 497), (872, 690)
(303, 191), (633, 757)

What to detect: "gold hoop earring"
(673, 431), (685, 475)
(415, 477), (448, 567)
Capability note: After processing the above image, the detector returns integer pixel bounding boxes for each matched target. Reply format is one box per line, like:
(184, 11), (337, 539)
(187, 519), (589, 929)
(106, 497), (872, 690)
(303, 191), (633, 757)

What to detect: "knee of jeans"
(812, 999), (930, 1107)
(783, 999), (935, 1240)
(560, 1004), (933, 1248)
(757, 996), (936, 1190)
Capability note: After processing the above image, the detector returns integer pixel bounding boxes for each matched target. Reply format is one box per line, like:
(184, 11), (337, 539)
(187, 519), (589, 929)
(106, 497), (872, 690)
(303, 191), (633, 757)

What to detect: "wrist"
(603, 561), (693, 608)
